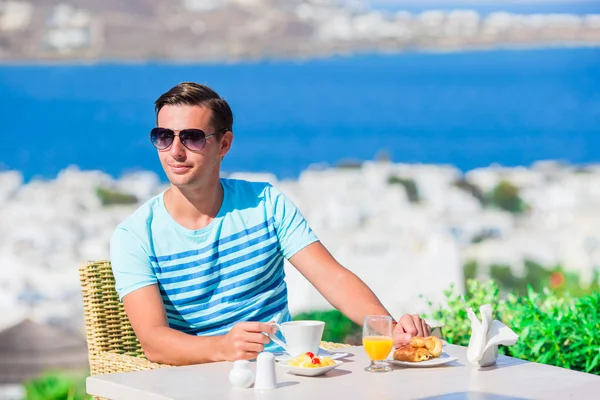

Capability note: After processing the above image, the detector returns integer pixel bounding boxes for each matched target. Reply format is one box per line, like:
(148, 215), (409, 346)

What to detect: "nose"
(169, 135), (187, 159)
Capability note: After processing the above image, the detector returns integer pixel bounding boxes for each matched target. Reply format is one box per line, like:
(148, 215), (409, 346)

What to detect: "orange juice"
(363, 336), (393, 360)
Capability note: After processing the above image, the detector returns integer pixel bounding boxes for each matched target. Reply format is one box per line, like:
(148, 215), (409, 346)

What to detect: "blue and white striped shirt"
(110, 178), (318, 342)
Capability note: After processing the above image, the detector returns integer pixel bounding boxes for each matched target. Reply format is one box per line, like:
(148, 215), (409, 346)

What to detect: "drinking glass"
(362, 315), (393, 372)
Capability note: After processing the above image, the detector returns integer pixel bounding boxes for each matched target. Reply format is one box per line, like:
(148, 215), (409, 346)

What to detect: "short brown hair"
(154, 82), (234, 138)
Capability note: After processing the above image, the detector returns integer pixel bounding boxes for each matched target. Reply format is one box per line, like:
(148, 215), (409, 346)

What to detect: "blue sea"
(1, 47), (599, 181)
(367, 0), (600, 15)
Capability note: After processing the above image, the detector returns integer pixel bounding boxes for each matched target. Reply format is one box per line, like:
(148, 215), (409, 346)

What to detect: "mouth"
(168, 164), (192, 174)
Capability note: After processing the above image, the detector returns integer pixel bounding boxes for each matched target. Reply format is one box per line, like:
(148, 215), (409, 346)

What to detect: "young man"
(110, 82), (430, 366)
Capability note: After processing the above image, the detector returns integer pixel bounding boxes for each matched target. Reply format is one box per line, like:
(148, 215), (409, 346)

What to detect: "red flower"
(549, 272), (565, 289)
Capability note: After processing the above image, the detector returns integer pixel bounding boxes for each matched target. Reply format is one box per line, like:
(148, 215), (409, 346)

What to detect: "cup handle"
(267, 323), (289, 353)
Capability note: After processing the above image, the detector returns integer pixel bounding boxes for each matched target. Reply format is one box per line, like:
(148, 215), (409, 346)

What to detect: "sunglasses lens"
(151, 128), (174, 149)
(180, 129), (206, 151)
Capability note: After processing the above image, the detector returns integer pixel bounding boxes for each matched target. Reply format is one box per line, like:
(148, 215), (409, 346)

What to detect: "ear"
(219, 130), (234, 158)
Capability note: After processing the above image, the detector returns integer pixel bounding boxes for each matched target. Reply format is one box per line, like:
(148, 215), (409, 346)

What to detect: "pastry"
(393, 336), (443, 362)
(410, 336), (443, 358)
(393, 345), (432, 362)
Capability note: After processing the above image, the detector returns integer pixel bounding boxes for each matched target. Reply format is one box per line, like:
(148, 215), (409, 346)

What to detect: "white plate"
(277, 360), (343, 376)
(387, 351), (458, 368)
(274, 350), (350, 363)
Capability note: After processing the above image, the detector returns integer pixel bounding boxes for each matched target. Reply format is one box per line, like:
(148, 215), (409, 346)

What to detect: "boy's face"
(155, 105), (232, 189)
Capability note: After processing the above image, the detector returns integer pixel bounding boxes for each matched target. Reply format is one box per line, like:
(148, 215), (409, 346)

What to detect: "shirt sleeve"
(110, 227), (158, 300)
(268, 185), (319, 259)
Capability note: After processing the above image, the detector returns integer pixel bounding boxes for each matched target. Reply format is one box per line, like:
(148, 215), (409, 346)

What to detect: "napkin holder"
(466, 304), (518, 367)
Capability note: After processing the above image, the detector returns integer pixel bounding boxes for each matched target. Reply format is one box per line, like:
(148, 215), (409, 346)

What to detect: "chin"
(171, 179), (197, 189)
(166, 173), (195, 188)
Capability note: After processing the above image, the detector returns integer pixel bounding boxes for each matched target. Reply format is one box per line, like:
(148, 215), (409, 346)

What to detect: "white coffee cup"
(268, 320), (325, 357)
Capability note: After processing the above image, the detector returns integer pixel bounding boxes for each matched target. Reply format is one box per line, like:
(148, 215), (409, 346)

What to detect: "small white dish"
(387, 351), (458, 368)
(274, 351), (350, 363)
(277, 360), (343, 377)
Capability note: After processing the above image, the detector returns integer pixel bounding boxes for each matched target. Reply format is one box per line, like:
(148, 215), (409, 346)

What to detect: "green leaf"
(586, 352), (600, 373)
(424, 279), (600, 375)
(531, 339), (545, 354)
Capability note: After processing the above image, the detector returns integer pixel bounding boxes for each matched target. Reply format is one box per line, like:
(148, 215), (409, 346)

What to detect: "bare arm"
(123, 285), (273, 365)
(288, 241), (392, 325)
(289, 241), (430, 346)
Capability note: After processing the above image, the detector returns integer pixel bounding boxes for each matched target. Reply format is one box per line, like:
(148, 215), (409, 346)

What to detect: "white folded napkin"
(466, 304), (519, 367)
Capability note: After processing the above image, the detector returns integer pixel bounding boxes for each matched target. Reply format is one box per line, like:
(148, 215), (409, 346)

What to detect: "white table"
(86, 345), (600, 400)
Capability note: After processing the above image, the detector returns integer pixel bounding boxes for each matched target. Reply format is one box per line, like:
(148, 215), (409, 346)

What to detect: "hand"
(393, 314), (431, 348)
(219, 322), (275, 361)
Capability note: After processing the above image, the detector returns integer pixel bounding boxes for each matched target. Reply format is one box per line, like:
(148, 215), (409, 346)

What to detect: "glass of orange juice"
(362, 315), (393, 372)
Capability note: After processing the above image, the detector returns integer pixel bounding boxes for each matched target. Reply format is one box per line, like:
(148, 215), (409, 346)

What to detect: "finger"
(245, 332), (271, 345)
(241, 341), (265, 353)
(232, 351), (261, 361)
(419, 318), (427, 336)
(239, 322), (275, 334)
(264, 321), (277, 335)
(400, 314), (418, 336)
(242, 351), (260, 361)
(411, 314), (425, 336)
(393, 332), (412, 347)
(423, 320), (431, 337)
(419, 318), (429, 337)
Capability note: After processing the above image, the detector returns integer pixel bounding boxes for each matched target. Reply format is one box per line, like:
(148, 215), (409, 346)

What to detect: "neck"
(165, 178), (224, 230)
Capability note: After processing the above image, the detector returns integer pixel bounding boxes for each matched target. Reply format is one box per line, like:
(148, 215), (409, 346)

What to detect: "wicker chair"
(79, 260), (351, 377)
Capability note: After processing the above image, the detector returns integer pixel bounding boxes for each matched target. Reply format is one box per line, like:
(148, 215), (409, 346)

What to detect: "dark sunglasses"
(150, 127), (228, 151)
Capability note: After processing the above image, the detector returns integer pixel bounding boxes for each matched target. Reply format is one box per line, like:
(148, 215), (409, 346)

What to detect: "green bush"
(490, 264), (523, 293)
(387, 176), (420, 203)
(453, 179), (486, 205)
(24, 371), (90, 400)
(463, 261), (478, 284)
(427, 280), (600, 374)
(96, 187), (137, 206)
(502, 289), (600, 373)
(489, 180), (527, 214)
(293, 310), (361, 345)
(426, 280), (503, 347)
(473, 260), (600, 297)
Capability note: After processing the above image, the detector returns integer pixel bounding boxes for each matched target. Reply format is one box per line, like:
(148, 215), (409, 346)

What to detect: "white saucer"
(277, 360), (343, 377)
(387, 351), (458, 368)
(274, 350), (350, 363)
